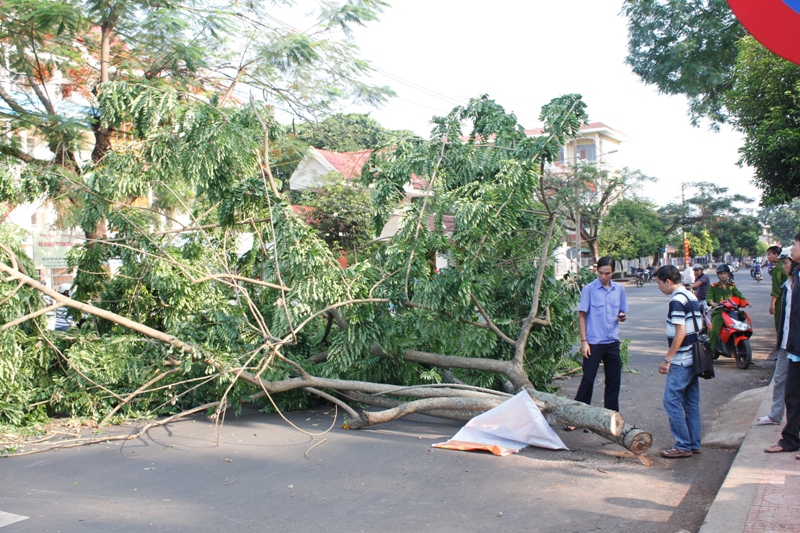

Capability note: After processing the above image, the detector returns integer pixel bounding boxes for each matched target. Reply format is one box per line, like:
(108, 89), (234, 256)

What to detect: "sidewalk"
(700, 380), (800, 532)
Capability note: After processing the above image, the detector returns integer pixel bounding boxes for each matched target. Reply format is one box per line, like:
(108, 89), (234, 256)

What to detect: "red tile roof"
(316, 149), (372, 180)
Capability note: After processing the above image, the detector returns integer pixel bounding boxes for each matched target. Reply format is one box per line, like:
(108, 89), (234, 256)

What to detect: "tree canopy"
(760, 199), (800, 245)
(598, 198), (664, 261)
(622, 0), (745, 125)
(294, 112), (414, 152)
(544, 164), (654, 263)
(623, 2), (800, 205)
(725, 36), (800, 205)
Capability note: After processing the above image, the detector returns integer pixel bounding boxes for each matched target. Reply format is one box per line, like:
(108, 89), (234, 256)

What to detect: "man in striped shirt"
(655, 265), (703, 458)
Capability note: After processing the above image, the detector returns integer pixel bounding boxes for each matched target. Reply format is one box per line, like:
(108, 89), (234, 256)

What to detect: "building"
(288, 147), (429, 240)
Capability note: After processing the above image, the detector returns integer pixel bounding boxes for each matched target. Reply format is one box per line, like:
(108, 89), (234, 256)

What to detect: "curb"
(698, 381), (781, 532)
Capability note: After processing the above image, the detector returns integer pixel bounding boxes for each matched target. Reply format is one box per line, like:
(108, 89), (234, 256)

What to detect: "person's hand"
(747, 302), (754, 308)
(769, 303), (775, 315)
(659, 359), (671, 375)
(581, 341), (591, 359)
(617, 312), (627, 323)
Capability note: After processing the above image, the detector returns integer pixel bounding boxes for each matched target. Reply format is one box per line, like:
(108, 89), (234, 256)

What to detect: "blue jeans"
(663, 363), (701, 451)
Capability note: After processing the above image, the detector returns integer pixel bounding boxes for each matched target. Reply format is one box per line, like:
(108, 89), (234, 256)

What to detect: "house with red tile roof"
(289, 147), (430, 240)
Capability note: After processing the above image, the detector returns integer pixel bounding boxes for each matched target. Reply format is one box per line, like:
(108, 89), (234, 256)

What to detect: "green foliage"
(760, 199), (800, 245)
(599, 198), (664, 260)
(298, 173), (375, 253)
(0, 91), (594, 429)
(623, 0), (745, 125)
(546, 164), (655, 262)
(714, 215), (763, 259)
(295, 113), (414, 152)
(725, 37), (800, 205)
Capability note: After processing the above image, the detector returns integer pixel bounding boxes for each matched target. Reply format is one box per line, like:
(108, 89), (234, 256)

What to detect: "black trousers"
(779, 359), (800, 451)
(574, 341), (622, 412)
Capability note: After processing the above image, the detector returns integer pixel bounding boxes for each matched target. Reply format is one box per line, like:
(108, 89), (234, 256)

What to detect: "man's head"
(767, 245), (782, 263)
(692, 264), (704, 275)
(792, 233), (800, 264)
(654, 265), (681, 295)
(782, 256), (795, 276)
(595, 256), (615, 285)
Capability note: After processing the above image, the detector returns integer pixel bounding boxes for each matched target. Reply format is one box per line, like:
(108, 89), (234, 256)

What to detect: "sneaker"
(754, 416), (779, 425)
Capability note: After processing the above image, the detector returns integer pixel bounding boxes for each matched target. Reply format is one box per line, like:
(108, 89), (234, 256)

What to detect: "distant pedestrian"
(655, 265), (703, 458)
(765, 235), (800, 456)
(571, 256), (628, 423)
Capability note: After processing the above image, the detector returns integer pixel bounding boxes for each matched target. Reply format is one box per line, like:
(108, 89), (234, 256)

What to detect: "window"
(577, 143), (596, 161)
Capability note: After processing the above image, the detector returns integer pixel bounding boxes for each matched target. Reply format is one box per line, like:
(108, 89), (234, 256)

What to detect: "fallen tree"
(0, 94), (651, 455)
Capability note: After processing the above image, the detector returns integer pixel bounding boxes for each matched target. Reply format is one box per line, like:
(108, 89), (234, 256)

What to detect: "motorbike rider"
(690, 264), (711, 315)
(706, 264), (752, 352)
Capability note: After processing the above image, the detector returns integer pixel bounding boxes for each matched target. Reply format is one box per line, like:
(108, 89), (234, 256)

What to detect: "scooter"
(750, 264), (763, 282)
(634, 271), (646, 287)
(702, 297), (753, 369)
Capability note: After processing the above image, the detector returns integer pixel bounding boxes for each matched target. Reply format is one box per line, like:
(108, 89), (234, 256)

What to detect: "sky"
(338, 0), (761, 208)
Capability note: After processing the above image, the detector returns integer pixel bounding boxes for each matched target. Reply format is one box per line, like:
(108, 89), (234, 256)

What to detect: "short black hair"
(654, 264), (681, 284)
(768, 245), (782, 256)
(596, 256), (615, 271)
(795, 233), (800, 243)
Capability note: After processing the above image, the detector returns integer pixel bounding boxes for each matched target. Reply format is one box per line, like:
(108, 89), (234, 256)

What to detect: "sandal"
(660, 448), (692, 458)
(754, 416), (779, 425)
(764, 444), (793, 453)
(563, 425), (576, 432)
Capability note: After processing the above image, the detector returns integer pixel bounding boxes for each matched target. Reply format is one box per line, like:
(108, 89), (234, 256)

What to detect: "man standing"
(756, 248), (796, 426)
(767, 245), (788, 332)
(574, 256), (628, 416)
(765, 235), (800, 455)
(690, 264), (710, 315)
(655, 265), (703, 458)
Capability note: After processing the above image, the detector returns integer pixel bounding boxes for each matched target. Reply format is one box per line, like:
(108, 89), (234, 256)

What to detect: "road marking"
(0, 511), (28, 527)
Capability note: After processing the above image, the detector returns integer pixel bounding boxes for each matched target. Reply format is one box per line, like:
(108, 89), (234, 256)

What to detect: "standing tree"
(298, 173), (374, 260)
(622, 0), (745, 125)
(624, 2), (800, 205)
(598, 198), (664, 262)
(544, 164), (655, 264)
(0, 0), (393, 229)
(294, 112), (414, 152)
(760, 199), (800, 245)
(725, 36), (800, 204)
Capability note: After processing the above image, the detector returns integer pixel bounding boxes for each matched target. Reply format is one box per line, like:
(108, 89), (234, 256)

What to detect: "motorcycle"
(634, 271), (646, 287)
(702, 297), (753, 369)
(750, 264), (763, 282)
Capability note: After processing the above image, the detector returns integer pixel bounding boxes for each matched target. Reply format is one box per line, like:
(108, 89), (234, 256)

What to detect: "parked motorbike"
(702, 297), (753, 369)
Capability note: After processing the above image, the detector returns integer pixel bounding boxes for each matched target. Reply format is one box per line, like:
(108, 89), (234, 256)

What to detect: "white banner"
(32, 231), (83, 269)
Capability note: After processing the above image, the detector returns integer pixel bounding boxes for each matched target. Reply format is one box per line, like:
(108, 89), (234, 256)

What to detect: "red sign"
(727, 0), (800, 65)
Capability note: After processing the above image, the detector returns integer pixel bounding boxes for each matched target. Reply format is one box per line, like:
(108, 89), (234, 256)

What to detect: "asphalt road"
(0, 271), (778, 533)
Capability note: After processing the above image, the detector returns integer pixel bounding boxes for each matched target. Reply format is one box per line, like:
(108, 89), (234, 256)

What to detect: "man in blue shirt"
(574, 256), (628, 415)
